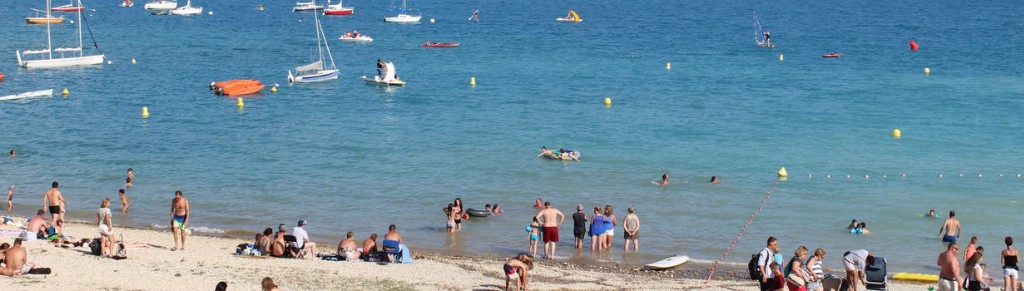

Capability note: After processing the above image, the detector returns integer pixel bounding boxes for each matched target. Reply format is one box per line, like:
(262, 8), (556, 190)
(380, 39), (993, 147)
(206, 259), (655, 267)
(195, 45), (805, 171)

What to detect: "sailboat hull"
(20, 54), (104, 69)
(26, 16), (65, 24)
(384, 14), (421, 23)
(292, 70), (340, 83)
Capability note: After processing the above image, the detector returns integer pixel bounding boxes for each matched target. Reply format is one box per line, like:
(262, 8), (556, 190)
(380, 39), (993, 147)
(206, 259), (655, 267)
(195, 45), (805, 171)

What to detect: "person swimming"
(710, 176), (720, 184)
(658, 173), (669, 185)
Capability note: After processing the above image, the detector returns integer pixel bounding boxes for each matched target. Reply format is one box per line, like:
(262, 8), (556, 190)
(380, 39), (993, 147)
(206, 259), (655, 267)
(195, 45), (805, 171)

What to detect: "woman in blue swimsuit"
(589, 207), (605, 251)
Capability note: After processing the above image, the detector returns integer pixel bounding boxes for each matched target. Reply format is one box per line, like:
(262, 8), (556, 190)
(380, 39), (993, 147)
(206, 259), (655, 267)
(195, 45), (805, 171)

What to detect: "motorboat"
(338, 33), (373, 42)
(421, 42), (458, 48)
(211, 80), (265, 96)
(170, 0), (203, 16)
(362, 61), (405, 86)
(0, 73), (5, 82)
(323, 0), (353, 15)
(822, 53), (842, 58)
(292, 0), (322, 12)
(120, 0), (134, 7)
(144, 0), (177, 10)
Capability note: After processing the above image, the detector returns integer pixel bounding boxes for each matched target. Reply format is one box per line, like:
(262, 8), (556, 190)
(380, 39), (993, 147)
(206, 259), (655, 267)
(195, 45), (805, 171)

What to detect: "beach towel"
(398, 243), (412, 264)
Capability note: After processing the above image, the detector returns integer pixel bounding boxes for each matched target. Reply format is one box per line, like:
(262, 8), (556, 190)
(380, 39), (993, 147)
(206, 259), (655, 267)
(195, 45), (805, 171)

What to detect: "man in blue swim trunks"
(938, 210), (960, 244)
(170, 191), (190, 251)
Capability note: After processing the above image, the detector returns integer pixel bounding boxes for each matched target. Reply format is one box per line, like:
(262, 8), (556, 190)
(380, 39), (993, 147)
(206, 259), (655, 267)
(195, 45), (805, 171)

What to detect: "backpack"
(748, 253), (762, 280)
(89, 238), (101, 256)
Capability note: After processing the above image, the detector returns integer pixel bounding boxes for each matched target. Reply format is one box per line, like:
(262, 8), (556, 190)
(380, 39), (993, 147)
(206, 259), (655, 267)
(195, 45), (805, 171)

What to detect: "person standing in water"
(119, 189), (133, 213)
(572, 205), (587, 249)
(939, 210), (961, 244)
(534, 202), (564, 259)
(6, 186), (13, 215)
(623, 206), (640, 252)
(170, 191), (190, 251)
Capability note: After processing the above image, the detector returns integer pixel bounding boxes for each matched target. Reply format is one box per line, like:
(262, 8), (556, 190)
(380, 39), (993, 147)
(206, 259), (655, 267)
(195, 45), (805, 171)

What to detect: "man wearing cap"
(292, 220), (317, 259)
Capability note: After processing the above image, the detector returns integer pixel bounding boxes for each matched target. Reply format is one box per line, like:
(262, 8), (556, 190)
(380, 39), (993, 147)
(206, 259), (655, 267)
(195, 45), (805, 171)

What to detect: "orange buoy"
(909, 40), (919, 51)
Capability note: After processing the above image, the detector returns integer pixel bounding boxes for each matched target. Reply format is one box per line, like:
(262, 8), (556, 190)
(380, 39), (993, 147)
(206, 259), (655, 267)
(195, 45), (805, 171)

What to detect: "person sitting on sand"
(492, 203), (504, 214)
(271, 225), (287, 257)
(504, 253), (534, 291)
(254, 228), (273, 255)
(337, 231), (361, 261)
(120, 187), (134, 212)
(0, 238), (34, 276)
(23, 209), (48, 242)
(361, 233), (379, 261)
(291, 220), (317, 260)
(537, 147), (560, 160)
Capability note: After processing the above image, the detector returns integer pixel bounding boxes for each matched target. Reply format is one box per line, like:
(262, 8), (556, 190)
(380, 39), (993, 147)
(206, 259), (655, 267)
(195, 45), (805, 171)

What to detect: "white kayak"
(0, 89), (54, 101)
(338, 35), (374, 42)
(644, 255), (689, 270)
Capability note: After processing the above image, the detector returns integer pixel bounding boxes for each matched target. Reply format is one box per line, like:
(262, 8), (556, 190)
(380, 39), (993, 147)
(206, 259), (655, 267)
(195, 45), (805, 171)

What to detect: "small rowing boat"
(0, 89), (54, 102)
(421, 42), (459, 48)
(211, 79), (265, 96)
(823, 53), (841, 58)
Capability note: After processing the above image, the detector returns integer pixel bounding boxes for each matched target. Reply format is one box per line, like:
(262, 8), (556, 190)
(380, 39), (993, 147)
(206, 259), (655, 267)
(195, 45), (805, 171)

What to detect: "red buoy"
(909, 40), (919, 51)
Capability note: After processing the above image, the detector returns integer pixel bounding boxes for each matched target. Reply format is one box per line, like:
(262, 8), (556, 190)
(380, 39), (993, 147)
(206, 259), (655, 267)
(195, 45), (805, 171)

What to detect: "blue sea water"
(1, 0), (1024, 274)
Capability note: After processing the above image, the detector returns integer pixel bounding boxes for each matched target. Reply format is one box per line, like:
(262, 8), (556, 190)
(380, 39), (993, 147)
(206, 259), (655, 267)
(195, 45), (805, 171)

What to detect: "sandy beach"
(0, 218), (939, 290)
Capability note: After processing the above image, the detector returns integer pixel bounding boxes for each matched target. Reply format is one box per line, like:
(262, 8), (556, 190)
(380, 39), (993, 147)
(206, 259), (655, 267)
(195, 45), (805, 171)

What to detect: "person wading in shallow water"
(534, 202), (564, 259)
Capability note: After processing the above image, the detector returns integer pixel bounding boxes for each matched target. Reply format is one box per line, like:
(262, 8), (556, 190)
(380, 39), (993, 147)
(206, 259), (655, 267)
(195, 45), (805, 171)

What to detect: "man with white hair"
(623, 206), (640, 252)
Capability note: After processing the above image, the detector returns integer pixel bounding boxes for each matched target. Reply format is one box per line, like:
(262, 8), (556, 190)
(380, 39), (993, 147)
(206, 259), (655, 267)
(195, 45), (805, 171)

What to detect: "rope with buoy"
(701, 182), (777, 289)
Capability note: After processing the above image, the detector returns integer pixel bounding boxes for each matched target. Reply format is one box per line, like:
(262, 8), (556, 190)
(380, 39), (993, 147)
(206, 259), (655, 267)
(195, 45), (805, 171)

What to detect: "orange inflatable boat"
(211, 80), (265, 96)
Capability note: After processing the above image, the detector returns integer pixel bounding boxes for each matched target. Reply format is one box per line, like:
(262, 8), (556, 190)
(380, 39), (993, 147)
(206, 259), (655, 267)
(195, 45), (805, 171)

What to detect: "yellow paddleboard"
(892, 272), (939, 283)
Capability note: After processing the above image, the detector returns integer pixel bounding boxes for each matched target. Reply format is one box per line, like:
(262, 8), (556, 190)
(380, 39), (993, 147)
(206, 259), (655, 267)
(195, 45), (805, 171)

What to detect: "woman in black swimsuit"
(453, 198), (464, 231)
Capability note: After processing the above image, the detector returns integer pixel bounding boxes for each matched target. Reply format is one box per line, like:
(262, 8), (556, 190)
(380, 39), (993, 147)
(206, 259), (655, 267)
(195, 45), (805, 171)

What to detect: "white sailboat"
(170, 0), (203, 16)
(144, 0), (177, 10)
(16, 0), (104, 69)
(384, 0), (421, 23)
(292, 0), (322, 12)
(287, 10), (339, 83)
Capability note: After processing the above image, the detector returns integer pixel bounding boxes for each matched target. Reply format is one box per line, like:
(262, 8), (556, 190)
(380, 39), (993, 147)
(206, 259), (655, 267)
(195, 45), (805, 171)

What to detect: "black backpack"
(89, 238), (101, 256)
(748, 252), (769, 280)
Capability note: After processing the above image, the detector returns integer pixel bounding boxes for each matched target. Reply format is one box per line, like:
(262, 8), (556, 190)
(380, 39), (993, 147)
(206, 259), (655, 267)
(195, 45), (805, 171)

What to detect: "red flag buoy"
(909, 40), (919, 51)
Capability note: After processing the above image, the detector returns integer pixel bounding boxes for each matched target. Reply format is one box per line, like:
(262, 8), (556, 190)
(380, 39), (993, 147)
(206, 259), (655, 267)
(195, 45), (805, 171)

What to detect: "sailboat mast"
(313, 9), (325, 70)
(77, 0), (84, 57)
(46, 0), (53, 58)
(319, 10), (336, 69)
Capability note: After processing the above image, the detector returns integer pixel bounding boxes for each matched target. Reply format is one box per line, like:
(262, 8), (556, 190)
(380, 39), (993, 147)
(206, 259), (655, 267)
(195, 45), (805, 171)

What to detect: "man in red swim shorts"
(534, 201), (565, 259)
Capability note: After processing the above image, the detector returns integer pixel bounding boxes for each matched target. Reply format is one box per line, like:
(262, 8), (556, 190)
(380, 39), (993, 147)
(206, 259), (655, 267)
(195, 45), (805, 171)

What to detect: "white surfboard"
(644, 255), (689, 270)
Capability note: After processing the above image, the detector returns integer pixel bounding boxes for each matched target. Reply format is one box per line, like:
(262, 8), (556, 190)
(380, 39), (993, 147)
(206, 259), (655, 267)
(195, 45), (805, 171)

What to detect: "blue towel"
(399, 243), (412, 264)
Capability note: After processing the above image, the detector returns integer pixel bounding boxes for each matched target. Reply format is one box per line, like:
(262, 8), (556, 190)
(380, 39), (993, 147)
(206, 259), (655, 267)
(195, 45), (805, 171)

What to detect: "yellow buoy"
(62, 88), (69, 96)
(666, 63), (671, 70)
(141, 107), (150, 118)
(777, 167), (788, 178)
(924, 67), (931, 75)
(779, 54), (784, 61)
(892, 128), (901, 139)
(271, 86), (278, 93)
(470, 77), (476, 86)
(604, 97), (612, 106)
(237, 97), (244, 107)
(131, 58), (137, 64)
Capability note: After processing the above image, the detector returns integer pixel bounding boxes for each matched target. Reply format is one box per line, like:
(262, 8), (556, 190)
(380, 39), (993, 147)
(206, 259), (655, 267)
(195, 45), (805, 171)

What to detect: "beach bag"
(786, 273), (806, 287)
(89, 238), (101, 256)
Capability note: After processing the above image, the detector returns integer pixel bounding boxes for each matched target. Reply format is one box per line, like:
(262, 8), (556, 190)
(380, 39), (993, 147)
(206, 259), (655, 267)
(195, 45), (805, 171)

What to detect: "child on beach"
(527, 218), (540, 257)
(770, 262), (786, 291)
(119, 189), (133, 213)
(504, 253), (534, 291)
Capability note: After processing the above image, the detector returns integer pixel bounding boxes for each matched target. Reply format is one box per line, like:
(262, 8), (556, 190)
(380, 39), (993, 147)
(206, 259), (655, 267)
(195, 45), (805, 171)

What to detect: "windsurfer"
(376, 59), (384, 78)
(764, 31), (771, 47)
